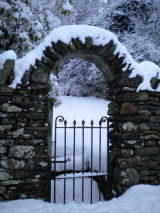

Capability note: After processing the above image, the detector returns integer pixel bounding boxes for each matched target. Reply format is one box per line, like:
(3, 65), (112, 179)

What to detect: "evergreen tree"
(0, 0), (61, 57)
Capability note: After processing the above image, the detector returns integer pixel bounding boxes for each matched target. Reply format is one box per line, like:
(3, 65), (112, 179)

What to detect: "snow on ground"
(0, 25), (158, 92)
(1, 185), (160, 213)
(51, 176), (103, 203)
(53, 96), (109, 125)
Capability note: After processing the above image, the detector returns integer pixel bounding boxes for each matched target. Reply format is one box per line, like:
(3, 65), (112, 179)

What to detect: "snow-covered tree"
(58, 58), (108, 98)
(0, 0), (61, 57)
(107, 0), (160, 65)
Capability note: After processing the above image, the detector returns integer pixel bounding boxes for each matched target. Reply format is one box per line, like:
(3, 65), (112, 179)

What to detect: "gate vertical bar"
(53, 117), (57, 203)
(64, 120), (67, 204)
(99, 120), (102, 201)
(99, 116), (109, 201)
(90, 120), (94, 204)
(82, 120), (85, 202)
(53, 116), (65, 203)
(106, 119), (110, 200)
(73, 120), (76, 201)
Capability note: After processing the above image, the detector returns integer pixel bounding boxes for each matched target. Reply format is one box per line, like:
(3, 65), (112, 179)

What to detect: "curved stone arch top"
(40, 38), (123, 82)
(33, 39), (136, 91)
(11, 25), (146, 91)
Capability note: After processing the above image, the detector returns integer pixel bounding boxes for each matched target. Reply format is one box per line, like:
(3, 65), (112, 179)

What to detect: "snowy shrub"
(106, 0), (160, 66)
(0, 0), (61, 57)
(48, 73), (61, 106)
(109, 0), (154, 33)
(119, 32), (160, 65)
(58, 58), (108, 98)
(56, 0), (76, 16)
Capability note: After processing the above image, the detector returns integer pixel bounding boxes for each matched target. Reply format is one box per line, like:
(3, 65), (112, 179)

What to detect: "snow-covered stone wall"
(0, 25), (160, 201)
(108, 84), (160, 196)
(0, 60), (51, 201)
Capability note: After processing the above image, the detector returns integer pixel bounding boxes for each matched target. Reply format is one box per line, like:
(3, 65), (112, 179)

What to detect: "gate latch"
(52, 157), (71, 163)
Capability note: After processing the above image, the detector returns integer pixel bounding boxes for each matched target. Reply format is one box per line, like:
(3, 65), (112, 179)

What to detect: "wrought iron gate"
(51, 116), (111, 204)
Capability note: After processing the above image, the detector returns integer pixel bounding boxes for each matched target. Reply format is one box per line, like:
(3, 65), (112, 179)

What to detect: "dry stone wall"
(108, 75), (160, 196)
(0, 60), (51, 201)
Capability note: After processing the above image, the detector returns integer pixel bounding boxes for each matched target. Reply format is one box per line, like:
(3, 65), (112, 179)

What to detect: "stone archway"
(0, 25), (160, 201)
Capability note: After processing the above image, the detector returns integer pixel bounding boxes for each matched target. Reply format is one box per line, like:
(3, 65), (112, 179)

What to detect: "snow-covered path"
(52, 96), (109, 125)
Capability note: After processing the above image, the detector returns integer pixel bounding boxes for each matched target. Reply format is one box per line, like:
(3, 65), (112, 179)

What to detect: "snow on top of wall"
(0, 25), (160, 91)
(130, 61), (160, 92)
(0, 50), (17, 70)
